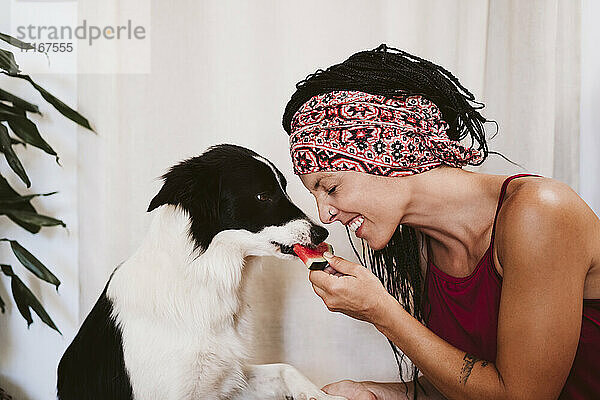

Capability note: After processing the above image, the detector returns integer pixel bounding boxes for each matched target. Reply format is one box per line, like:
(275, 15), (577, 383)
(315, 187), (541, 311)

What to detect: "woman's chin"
(358, 224), (395, 250)
(366, 238), (387, 251)
(365, 230), (398, 251)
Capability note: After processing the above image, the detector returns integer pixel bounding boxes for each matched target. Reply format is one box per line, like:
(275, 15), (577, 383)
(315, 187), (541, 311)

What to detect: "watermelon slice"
(292, 242), (334, 270)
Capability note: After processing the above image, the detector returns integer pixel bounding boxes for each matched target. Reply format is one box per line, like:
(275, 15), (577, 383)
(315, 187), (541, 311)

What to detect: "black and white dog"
(57, 144), (345, 400)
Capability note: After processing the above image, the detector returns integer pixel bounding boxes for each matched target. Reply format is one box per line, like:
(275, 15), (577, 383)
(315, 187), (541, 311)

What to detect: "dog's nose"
(310, 225), (329, 244)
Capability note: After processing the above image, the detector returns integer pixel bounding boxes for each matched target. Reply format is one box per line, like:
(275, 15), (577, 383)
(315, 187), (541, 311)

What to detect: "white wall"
(580, 0), (600, 216)
(0, 1), (596, 399)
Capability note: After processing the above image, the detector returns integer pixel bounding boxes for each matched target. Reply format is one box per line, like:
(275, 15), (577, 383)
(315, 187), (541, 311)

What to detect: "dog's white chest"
(106, 221), (254, 400)
(119, 312), (250, 400)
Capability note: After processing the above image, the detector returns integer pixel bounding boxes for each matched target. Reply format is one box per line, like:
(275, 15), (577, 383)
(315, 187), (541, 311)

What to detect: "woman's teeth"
(348, 216), (364, 232)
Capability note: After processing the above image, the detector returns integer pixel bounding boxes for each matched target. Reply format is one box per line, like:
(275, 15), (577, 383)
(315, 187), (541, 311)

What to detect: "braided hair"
(282, 44), (515, 399)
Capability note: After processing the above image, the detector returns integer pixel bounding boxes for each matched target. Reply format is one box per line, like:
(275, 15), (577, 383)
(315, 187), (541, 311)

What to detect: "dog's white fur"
(107, 205), (345, 400)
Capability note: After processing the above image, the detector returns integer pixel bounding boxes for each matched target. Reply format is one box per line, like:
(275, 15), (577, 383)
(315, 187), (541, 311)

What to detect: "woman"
(282, 45), (600, 399)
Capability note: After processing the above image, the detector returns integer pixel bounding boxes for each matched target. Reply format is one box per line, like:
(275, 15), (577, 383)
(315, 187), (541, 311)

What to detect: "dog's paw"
(243, 364), (348, 400)
(211, 229), (278, 256)
(276, 364), (349, 400)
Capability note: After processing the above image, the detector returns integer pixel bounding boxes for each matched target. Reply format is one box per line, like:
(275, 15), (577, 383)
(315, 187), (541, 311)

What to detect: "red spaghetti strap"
(489, 174), (543, 246)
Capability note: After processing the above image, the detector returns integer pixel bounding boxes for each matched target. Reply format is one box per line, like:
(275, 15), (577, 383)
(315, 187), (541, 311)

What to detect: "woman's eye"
(327, 186), (337, 195)
(256, 193), (271, 202)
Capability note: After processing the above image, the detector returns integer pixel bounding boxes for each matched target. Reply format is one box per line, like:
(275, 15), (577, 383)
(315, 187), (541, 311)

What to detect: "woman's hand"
(309, 252), (393, 325)
(322, 378), (448, 400)
(322, 380), (377, 400)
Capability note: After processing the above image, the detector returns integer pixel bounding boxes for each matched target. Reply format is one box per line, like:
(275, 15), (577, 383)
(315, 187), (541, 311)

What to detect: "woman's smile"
(298, 170), (404, 249)
(346, 215), (364, 232)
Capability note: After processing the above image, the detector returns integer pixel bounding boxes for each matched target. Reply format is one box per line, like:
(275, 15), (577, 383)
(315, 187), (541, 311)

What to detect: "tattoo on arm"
(459, 353), (489, 385)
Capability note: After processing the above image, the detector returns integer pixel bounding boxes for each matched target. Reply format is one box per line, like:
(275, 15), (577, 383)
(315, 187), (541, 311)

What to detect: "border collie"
(57, 144), (346, 400)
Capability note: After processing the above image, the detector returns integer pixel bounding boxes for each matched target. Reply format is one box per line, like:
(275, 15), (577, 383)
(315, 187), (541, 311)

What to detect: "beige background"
(0, 1), (597, 399)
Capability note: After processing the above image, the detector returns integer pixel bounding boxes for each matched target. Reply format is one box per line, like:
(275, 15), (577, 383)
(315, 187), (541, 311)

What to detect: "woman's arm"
(311, 182), (595, 400)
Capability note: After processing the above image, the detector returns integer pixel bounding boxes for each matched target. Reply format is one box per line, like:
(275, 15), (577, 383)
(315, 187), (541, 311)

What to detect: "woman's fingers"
(324, 265), (347, 277)
(321, 380), (377, 400)
(311, 281), (329, 299)
(323, 252), (362, 276)
(309, 270), (333, 290)
(308, 253), (392, 323)
(323, 265), (336, 274)
(322, 380), (356, 394)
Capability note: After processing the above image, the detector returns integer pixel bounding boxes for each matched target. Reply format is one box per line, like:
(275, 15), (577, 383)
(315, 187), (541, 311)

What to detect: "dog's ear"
(147, 183), (174, 212)
(147, 167), (192, 212)
(147, 158), (220, 215)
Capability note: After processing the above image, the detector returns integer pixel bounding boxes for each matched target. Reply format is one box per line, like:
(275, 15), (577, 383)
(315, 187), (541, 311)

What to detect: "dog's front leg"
(208, 229), (279, 258)
(233, 364), (347, 400)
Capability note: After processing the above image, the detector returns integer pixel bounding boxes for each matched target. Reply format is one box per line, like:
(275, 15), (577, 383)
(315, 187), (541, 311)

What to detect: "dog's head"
(147, 144), (328, 257)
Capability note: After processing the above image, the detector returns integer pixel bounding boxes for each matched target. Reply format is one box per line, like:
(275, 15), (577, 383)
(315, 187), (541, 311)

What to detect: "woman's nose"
(317, 201), (338, 224)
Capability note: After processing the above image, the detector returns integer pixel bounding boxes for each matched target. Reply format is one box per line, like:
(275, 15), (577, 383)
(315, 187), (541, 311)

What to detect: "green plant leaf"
(0, 175), (41, 233)
(0, 33), (34, 50)
(0, 137), (26, 153)
(11, 74), (94, 132)
(0, 239), (60, 289)
(0, 174), (40, 233)
(0, 105), (55, 158)
(0, 102), (27, 120)
(0, 48), (20, 75)
(6, 113), (58, 158)
(0, 123), (30, 187)
(1, 264), (61, 333)
(1, 264), (32, 324)
(0, 209), (65, 227)
(11, 137), (25, 146)
(0, 88), (41, 114)
(0, 191), (56, 205)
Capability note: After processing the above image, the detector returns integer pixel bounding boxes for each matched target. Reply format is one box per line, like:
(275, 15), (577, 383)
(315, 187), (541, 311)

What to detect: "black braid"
(351, 224), (429, 399)
(282, 44), (518, 399)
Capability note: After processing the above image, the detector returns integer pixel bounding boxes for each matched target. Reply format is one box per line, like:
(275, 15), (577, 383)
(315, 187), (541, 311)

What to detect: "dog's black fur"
(57, 279), (133, 400)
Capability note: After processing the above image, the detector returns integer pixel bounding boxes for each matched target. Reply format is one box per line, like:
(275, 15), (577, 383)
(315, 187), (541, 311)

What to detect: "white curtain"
(0, 1), (586, 399)
(476, 0), (581, 190)
(580, 0), (600, 214)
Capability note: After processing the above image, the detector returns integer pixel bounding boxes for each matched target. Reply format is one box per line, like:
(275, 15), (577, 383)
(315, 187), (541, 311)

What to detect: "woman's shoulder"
(499, 176), (596, 230)
(495, 176), (600, 277)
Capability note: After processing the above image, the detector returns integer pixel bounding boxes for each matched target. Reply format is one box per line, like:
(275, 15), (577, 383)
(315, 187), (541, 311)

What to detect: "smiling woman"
(300, 171), (404, 251)
(281, 45), (600, 400)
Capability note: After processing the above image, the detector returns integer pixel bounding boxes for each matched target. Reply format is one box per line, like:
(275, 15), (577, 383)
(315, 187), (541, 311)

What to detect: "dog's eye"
(256, 193), (272, 202)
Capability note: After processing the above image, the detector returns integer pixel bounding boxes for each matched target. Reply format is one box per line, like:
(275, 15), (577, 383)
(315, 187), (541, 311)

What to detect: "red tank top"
(422, 174), (600, 399)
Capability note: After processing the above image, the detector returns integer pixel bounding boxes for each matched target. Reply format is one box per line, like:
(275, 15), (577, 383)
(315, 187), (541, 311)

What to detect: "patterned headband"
(289, 90), (484, 176)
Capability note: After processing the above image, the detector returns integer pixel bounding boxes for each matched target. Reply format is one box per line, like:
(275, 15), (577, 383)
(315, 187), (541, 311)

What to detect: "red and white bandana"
(289, 90), (484, 176)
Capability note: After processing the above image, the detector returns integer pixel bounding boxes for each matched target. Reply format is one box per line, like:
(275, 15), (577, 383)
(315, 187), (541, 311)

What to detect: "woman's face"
(299, 171), (404, 250)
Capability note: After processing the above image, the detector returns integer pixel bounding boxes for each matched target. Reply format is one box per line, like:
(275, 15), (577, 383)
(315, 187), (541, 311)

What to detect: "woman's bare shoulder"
(495, 176), (600, 283)
(501, 176), (599, 235)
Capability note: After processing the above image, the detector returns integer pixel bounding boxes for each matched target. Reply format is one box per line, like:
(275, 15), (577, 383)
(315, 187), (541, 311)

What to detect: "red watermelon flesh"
(292, 242), (333, 270)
